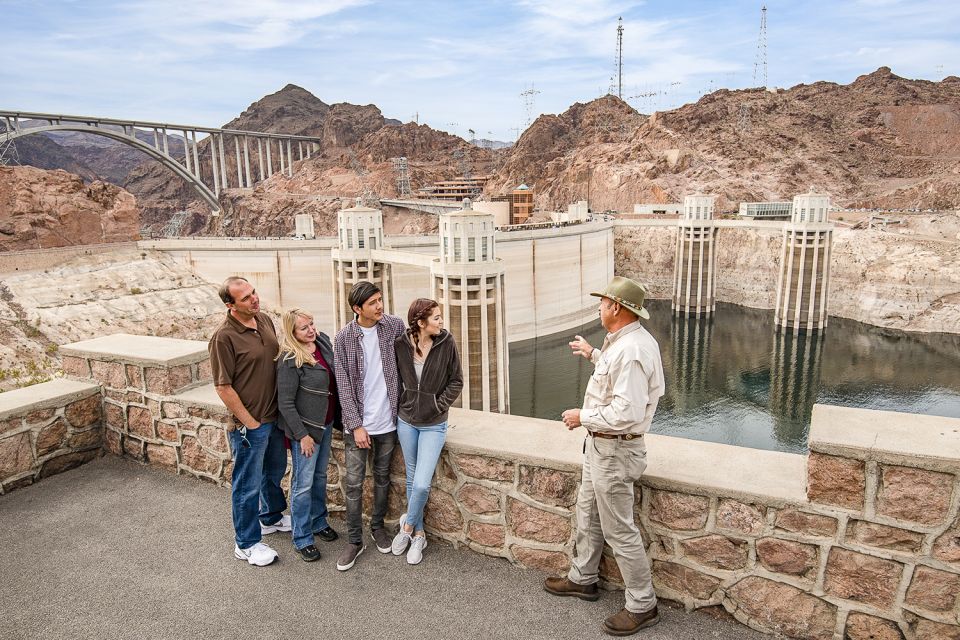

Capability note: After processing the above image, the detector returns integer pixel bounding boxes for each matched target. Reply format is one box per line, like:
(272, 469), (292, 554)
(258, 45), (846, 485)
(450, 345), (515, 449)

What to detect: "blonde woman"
(276, 308), (341, 562)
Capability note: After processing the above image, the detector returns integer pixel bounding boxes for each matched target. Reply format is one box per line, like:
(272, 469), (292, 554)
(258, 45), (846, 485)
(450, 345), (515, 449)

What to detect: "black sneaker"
(372, 528), (392, 553)
(296, 544), (321, 562)
(315, 526), (339, 542)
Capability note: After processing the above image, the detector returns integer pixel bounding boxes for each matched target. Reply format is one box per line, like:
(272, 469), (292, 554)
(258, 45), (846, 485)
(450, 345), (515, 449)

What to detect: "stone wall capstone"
(0, 379), (102, 493)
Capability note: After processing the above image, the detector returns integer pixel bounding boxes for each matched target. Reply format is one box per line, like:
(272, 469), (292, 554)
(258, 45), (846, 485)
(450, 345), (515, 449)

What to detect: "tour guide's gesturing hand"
(353, 426), (371, 448)
(569, 335), (594, 359)
(562, 409), (582, 430)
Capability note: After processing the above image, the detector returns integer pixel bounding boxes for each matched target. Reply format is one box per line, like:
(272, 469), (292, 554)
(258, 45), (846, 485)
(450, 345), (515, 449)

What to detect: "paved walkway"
(0, 457), (768, 640)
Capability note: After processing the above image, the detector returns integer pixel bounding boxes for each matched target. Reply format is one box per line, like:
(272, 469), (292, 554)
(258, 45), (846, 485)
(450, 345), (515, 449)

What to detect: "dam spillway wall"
(138, 222), (614, 342)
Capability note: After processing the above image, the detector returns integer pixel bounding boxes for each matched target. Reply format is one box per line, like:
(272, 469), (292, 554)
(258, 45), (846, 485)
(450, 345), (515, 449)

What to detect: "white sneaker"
(407, 534), (427, 565)
(234, 542), (278, 566)
(392, 514), (412, 556)
(261, 514), (292, 535)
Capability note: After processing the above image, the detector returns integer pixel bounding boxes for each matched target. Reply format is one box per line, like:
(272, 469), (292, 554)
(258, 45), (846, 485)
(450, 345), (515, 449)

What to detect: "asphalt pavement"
(0, 456), (770, 640)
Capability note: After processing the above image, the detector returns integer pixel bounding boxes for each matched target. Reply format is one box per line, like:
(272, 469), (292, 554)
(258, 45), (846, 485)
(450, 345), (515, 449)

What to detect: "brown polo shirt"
(208, 311), (279, 424)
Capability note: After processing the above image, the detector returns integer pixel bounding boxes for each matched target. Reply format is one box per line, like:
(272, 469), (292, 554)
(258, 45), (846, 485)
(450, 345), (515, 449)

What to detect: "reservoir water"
(508, 300), (960, 453)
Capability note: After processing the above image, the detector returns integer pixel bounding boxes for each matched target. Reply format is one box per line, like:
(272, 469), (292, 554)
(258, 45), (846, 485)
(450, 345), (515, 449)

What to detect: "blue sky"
(2, 0), (959, 141)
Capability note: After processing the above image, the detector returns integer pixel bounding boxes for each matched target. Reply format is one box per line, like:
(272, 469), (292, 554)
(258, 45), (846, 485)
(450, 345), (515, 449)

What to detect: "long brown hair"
(407, 298), (440, 357)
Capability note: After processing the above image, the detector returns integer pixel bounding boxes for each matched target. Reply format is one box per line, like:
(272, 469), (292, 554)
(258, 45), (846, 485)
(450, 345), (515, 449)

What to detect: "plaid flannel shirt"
(333, 314), (406, 433)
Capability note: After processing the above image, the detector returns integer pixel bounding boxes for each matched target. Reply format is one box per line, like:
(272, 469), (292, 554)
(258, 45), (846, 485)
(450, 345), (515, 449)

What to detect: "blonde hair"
(276, 308), (318, 368)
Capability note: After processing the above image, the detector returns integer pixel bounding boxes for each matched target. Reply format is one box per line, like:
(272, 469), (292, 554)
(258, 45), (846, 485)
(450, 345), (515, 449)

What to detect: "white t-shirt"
(360, 324), (395, 435)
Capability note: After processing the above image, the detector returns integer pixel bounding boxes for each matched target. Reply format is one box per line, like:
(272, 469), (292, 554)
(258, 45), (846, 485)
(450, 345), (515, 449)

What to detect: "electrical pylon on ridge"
(392, 156), (411, 198)
(616, 17), (624, 99)
(0, 121), (21, 166)
(0, 138), (21, 166)
(520, 83), (541, 128)
(753, 5), (768, 89)
(452, 149), (472, 181)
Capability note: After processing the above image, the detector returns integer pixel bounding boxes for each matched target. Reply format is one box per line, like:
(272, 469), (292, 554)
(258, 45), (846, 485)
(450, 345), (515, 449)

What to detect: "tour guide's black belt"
(588, 431), (642, 440)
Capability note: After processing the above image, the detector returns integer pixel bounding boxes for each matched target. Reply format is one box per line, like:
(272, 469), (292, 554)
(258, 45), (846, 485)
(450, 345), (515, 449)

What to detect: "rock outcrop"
(0, 248), (225, 392)
(0, 166), (139, 251)
(492, 67), (960, 212)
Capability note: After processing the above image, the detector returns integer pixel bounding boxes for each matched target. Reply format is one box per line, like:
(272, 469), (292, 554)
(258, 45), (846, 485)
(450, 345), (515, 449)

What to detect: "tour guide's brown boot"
(543, 576), (600, 601)
(602, 606), (660, 636)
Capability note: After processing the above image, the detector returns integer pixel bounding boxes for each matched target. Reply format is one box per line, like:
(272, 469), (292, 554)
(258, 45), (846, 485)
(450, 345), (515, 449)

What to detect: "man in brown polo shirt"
(209, 276), (289, 567)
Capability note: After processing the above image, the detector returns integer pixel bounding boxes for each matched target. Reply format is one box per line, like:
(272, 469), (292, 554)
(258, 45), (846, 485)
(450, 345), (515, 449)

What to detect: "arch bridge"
(0, 110), (323, 213)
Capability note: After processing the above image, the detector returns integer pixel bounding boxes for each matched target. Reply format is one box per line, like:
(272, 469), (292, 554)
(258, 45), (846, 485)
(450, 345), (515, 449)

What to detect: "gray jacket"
(276, 333), (339, 441)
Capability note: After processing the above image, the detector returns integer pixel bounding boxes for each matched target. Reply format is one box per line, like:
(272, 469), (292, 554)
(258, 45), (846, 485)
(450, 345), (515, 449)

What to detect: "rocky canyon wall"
(615, 222), (960, 334)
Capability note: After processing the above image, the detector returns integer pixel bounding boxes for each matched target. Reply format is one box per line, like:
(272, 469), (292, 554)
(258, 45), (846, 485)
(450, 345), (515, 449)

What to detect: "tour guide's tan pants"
(568, 434), (657, 614)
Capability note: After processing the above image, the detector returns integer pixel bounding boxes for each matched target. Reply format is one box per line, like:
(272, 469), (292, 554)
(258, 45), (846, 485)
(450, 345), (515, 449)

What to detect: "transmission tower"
(753, 5), (768, 89)
(392, 156), (411, 197)
(520, 83), (541, 128)
(0, 138), (21, 166)
(347, 146), (377, 205)
(0, 121), (21, 166)
(616, 17), (624, 99)
(453, 149), (473, 181)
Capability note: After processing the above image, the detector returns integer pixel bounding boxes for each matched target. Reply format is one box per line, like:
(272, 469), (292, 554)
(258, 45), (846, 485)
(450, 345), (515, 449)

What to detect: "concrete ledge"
(810, 404), (960, 470)
(174, 383), (225, 411)
(447, 408), (807, 504)
(61, 334), (209, 367)
(0, 379), (100, 420)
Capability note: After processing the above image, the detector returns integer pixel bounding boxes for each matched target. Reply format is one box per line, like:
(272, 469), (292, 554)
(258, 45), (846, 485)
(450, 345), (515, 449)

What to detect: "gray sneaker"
(372, 528), (392, 554)
(407, 534), (427, 565)
(336, 543), (364, 571)
(391, 513), (412, 556)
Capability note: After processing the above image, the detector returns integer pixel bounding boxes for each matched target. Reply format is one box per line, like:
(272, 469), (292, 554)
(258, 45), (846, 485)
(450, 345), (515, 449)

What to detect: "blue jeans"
(396, 418), (447, 532)
(289, 424), (334, 550)
(227, 421), (288, 549)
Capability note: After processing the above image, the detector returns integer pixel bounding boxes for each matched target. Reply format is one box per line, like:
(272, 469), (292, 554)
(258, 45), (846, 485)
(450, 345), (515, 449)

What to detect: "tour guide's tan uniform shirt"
(208, 311), (279, 425)
(580, 320), (664, 435)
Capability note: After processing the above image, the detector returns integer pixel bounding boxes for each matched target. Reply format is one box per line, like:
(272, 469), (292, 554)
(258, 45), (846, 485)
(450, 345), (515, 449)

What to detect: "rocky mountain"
(0, 166), (139, 251)
(203, 121), (491, 238)
(9, 67), (960, 242)
(124, 84), (418, 235)
(119, 85), (493, 237)
(491, 67), (960, 212)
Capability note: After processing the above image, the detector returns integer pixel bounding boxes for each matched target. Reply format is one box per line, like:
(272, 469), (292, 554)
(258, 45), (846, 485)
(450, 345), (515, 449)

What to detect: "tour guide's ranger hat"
(591, 276), (651, 319)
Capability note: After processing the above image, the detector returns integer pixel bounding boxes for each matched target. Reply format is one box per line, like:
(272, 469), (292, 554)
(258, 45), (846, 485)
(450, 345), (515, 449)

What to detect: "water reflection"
(509, 300), (960, 454)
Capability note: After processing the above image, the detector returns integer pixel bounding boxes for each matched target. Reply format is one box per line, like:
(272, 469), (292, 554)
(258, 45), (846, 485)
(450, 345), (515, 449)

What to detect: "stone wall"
(0, 379), (102, 494)
(58, 334), (218, 476)
(37, 334), (960, 639)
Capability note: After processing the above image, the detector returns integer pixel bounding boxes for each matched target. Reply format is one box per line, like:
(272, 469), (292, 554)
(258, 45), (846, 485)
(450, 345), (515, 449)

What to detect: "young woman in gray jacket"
(276, 308), (340, 562)
(390, 298), (463, 564)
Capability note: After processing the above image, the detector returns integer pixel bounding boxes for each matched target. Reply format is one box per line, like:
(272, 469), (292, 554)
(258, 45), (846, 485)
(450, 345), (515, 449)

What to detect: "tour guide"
(545, 276), (665, 636)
